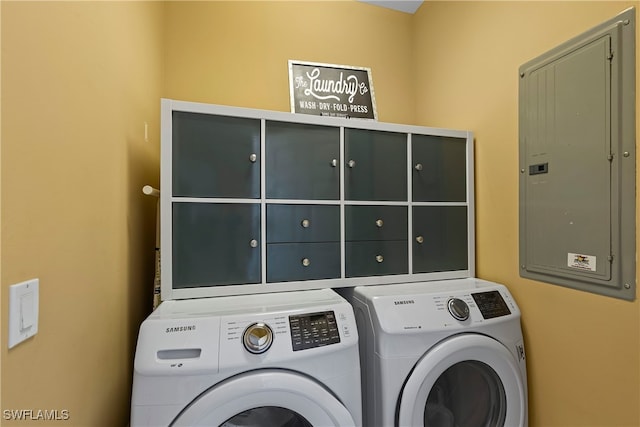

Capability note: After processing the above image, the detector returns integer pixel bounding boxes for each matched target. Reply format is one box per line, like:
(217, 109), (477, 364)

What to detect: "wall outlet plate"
(8, 278), (39, 349)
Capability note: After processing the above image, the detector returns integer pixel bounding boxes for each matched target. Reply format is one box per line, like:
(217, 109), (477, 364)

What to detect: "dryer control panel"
(472, 290), (511, 319)
(289, 311), (341, 351)
(367, 280), (521, 334)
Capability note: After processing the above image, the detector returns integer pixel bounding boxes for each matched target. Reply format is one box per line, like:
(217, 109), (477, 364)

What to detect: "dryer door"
(397, 334), (526, 427)
(171, 370), (356, 427)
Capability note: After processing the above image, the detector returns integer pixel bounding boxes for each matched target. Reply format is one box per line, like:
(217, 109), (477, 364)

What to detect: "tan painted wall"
(413, 2), (640, 425)
(163, 0), (416, 123)
(1, 1), (412, 425)
(1, 2), (163, 426)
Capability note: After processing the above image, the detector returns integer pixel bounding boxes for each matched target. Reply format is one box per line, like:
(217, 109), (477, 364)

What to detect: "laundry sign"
(288, 60), (377, 120)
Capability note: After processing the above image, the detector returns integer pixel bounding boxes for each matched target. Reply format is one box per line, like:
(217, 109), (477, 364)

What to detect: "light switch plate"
(8, 278), (39, 349)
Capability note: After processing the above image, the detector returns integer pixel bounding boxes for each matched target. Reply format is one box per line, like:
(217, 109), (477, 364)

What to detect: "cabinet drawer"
(172, 112), (261, 198)
(413, 206), (468, 273)
(346, 205), (407, 241)
(172, 202), (261, 287)
(267, 242), (341, 282)
(346, 241), (408, 277)
(266, 121), (340, 200)
(267, 204), (340, 243)
(344, 128), (407, 201)
(412, 134), (467, 202)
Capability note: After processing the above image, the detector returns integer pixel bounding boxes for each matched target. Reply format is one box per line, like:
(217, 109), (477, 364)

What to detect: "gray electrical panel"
(519, 7), (636, 300)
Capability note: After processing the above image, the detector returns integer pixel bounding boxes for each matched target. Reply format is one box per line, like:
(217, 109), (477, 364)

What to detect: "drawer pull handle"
(301, 258), (311, 267)
(330, 159), (338, 167)
(301, 219), (310, 228)
(376, 255), (384, 263)
(348, 159), (356, 168)
(416, 235), (424, 244)
(249, 153), (257, 163)
(250, 239), (258, 248)
(375, 219), (384, 228)
(415, 163), (423, 171)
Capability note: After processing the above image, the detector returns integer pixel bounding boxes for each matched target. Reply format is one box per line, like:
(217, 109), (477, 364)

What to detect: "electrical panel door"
(519, 8), (635, 300)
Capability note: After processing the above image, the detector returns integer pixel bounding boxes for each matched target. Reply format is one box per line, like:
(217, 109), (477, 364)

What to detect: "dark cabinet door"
(412, 135), (467, 202)
(267, 242), (341, 282)
(346, 241), (408, 277)
(344, 128), (407, 201)
(266, 204), (340, 282)
(345, 205), (408, 277)
(413, 206), (468, 273)
(345, 205), (407, 241)
(267, 204), (340, 243)
(172, 112), (261, 198)
(172, 202), (261, 288)
(266, 122), (340, 200)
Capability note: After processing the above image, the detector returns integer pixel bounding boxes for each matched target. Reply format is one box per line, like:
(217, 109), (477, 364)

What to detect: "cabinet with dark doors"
(172, 202), (261, 288)
(345, 205), (408, 277)
(344, 128), (407, 201)
(412, 206), (468, 273)
(266, 204), (341, 282)
(161, 99), (474, 299)
(266, 122), (340, 200)
(172, 111), (261, 198)
(412, 134), (467, 202)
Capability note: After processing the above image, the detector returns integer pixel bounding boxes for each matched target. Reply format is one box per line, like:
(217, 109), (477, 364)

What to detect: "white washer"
(343, 278), (528, 427)
(130, 288), (362, 427)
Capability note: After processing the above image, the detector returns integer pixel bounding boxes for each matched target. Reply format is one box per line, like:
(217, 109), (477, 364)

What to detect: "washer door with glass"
(171, 370), (356, 427)
(397, 334), (526, 427)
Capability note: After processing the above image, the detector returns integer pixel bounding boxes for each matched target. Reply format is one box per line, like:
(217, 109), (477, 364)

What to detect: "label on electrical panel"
(567, 253), (596, 272)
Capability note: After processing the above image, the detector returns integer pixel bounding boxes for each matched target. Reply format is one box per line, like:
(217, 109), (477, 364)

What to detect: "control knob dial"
(447, 298), (470, 321)
(243, 322), (273, 354)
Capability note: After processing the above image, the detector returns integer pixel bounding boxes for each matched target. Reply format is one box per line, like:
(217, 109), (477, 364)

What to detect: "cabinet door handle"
(250, 239), (258, 248)
(301, 219), (310, 228)
(348, 159), (356, 168)
(301, 258), (311, 267)
(330, 159), (338, 167)
(416, 235), (424, 244)
(414, 163), (423, 171)
(375, 255), (384, 263)
(375, 219), (384, 228)
(249, 153), (257, 163)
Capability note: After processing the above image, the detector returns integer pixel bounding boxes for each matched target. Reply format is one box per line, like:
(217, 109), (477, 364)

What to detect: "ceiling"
(357, 0), (424, 14)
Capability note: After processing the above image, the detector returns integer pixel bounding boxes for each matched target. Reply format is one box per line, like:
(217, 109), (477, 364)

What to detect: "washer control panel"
(289, 311), (340, 351)
(472, 290), (511, 319)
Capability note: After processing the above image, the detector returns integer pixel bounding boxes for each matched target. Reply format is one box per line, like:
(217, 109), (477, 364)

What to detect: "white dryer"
(344, 278), (528, 427)
(130, 288), (362, 427)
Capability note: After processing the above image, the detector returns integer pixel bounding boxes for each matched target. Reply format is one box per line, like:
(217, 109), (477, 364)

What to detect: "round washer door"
(397, 334), (526, 427)
(171, 369), (357, 427)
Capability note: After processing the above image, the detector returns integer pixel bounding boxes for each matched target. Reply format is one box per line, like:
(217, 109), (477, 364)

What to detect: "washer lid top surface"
(153, 288), (345, 319)
(171, 369), (357, 427)
(353, 278), (495, 300)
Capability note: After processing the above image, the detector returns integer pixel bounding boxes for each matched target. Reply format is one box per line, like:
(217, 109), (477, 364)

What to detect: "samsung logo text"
(394, 300), (415, 305)
(165, 325), (196, 333)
